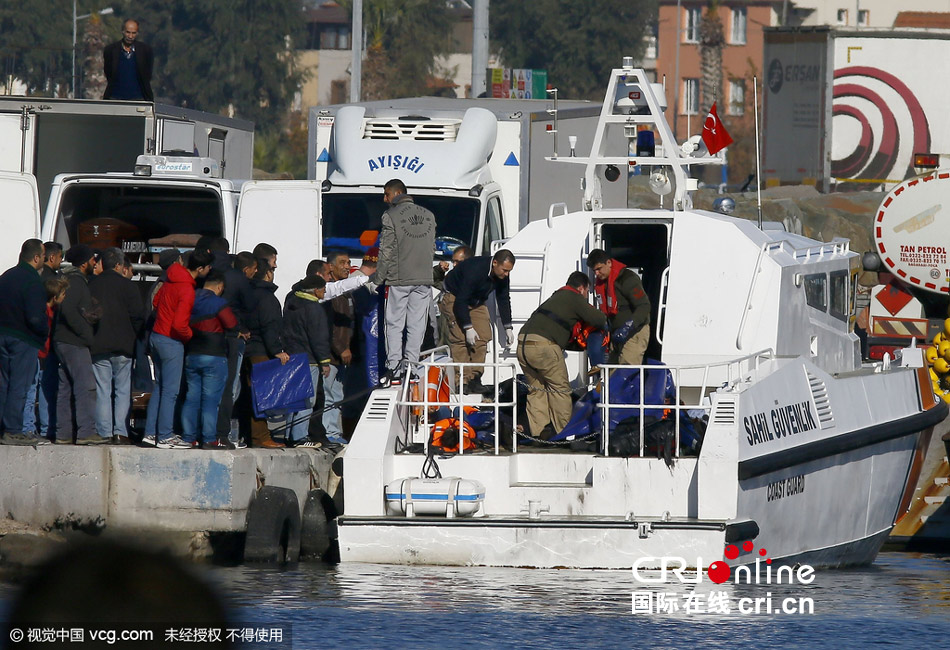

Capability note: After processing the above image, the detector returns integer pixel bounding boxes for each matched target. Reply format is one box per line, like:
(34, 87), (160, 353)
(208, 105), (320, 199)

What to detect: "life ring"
(426, 366), (451, 408)
(244, 486), (301, 563)
(300, 488), (334, 561)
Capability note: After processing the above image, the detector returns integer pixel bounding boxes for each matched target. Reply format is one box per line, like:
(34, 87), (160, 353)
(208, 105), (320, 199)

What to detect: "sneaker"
(156, 435), (192, 449)
(1, 431), (51, 446)
(202, 438), (236, 450)
(233, 438), (248, 449)
(76, 435), (112, 445)
(290, 439), (322, 448)
(384, 369), (403, 386)
(140, 434), (158, 447)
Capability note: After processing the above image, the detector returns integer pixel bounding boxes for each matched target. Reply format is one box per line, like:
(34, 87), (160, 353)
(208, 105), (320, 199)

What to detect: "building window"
(836, 9), (848, 25)
(644, 23), (658, 59)
(683, 78), (699, 115)
(684, 7), (701, 43)
(857, 9), (869, 26)
(319, 24), (351, 50)
(728, 79), (745, 116)
(731, 7), (747, 44)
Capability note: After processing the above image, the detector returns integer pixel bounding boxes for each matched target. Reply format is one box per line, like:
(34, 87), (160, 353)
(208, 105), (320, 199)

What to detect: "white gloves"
(465, 327), (479, 349)
(505, 327), (515, 348)
(364, 280), (378, 293)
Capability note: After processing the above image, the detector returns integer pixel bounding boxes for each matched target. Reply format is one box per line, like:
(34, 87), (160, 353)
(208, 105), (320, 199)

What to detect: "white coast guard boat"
(337, 62), (946, 569)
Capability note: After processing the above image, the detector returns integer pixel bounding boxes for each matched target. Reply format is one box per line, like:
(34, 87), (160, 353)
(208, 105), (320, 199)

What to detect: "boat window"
(322, 192), (479, 260)
(53, 183), (224, 259)
(829, 270), (849, 321)
(804, 273), (826, 312)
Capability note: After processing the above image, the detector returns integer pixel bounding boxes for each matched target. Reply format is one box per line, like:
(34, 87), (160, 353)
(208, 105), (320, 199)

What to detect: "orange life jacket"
(430, 418), (476, 453)
(426, 366), (451, 409)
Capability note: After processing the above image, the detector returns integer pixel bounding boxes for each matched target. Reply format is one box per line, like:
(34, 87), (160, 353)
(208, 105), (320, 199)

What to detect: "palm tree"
(699, 0), (724, 115)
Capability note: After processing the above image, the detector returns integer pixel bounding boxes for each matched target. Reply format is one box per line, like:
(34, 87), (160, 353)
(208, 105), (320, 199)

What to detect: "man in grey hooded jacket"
(371, 179), (436, 379)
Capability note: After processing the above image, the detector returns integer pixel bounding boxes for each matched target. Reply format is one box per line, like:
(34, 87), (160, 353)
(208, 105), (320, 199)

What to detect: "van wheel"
(300, 489), (335, 560)
(244, 486), (301, 563)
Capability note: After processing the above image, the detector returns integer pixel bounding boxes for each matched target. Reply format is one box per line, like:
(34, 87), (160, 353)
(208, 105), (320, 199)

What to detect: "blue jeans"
(0, 334), (39, 435)
(145, 333), (185, 441)
(322, 364), (345, 437)
(22, 359), (39, 434)
(181, 354), (228, 444)
(92, 355), (132, 438)
(288, 364), (321, 443)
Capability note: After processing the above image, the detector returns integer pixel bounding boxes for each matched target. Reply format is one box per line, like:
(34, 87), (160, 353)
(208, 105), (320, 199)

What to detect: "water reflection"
(205, 552), (950, 647)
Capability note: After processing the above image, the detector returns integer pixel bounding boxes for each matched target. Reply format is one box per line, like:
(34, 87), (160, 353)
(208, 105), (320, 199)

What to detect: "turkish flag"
(701, 102), (733, 155)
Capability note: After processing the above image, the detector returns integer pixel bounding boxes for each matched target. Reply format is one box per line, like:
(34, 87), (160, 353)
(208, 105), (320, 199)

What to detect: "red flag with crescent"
(701, 102), (733, 155)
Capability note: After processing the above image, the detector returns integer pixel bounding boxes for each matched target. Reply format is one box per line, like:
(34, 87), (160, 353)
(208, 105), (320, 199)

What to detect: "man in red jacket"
(142, 249), (213, 448)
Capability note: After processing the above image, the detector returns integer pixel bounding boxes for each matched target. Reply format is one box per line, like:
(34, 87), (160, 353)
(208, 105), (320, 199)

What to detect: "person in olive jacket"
(586, 248), (651, 366)
(517, 271), (607, 439)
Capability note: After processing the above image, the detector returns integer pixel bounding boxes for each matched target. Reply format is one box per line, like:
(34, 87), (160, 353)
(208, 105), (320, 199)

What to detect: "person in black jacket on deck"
(89, 247), (145, 445)
(440, 249), (516, 395)
(0, 239), (50, 446)
(242, 261), (288, 448)
(282, 275), (332, 448)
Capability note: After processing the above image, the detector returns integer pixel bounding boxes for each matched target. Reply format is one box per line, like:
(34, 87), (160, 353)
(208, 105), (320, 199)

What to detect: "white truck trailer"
(763, 27), (950, 192)
(0, 98), (254, 212)
(308, 97), (626, 259)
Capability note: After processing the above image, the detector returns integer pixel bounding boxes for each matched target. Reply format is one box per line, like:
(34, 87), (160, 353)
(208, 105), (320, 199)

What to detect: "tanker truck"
(867, 165), (950, 371)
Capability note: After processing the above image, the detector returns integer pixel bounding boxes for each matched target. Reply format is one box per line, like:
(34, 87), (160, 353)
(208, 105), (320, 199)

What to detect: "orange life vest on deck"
(430, 418), (476, 453)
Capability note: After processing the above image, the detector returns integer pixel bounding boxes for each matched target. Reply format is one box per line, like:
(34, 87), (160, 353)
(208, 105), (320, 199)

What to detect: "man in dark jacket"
(586, 248), (652, 366)
(54, 245), (104, 444)
(182, 272), (239, 449)
(41, 242), (63, 281)
(216, 250), (256, 446)
(282, 275), (332, 447)
(371, 179), (436, 378)
(102, 19), (154, 101)
(244, 263), (288, 448)
(518, 272), (607, 438)
(0, 239), (50, 445)
(89, 247), (145, 445)
(441, 249), (516, 394)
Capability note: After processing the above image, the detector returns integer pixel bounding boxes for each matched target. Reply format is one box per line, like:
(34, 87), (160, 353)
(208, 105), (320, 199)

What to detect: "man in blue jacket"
(0, 239), (51, 445)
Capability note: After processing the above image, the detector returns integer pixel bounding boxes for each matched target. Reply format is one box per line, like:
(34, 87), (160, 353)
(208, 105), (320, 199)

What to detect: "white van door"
(0, 172), (41, 268)
(234, 180), (322, 296)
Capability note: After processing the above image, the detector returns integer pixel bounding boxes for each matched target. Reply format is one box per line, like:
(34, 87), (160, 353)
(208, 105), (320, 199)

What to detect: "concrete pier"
(0, 446), (335, 533)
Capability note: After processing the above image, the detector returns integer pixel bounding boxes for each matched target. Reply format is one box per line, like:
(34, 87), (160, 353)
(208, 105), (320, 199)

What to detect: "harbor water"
(0, 551), (947, 647)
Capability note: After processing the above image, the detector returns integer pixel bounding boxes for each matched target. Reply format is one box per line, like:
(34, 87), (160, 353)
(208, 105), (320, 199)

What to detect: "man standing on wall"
(103, 19), (154, 101)
(370, 179), (436, 381)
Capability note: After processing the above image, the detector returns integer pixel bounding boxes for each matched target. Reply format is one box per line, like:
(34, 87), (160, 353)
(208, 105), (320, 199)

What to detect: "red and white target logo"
(832, 66), (931, 185)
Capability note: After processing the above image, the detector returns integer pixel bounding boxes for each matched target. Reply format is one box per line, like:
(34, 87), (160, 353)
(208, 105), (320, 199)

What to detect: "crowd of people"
(0, 178), (652, 451)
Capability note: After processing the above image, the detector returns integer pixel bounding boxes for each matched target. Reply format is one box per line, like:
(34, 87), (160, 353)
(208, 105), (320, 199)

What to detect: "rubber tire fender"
(244, 486), (301, 563)
(300, 488), (334, 560)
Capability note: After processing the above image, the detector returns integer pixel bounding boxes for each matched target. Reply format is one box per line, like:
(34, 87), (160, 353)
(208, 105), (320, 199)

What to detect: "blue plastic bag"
(250, 353), (314, 418)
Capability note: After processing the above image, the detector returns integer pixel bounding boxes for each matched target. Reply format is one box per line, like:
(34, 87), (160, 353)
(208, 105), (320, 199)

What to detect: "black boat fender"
(244, 486), (301, 563)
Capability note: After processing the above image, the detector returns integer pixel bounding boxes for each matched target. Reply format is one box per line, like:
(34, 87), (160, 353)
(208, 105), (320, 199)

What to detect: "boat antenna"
(753, 75), (763, 229)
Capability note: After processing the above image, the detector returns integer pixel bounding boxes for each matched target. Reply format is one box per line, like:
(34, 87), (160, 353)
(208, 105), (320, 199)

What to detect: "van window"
(482, 195), (504, 253)
(804, 273), (826, 312)
(322, 193), (479, 260)
(829, 270), (849, 321)
(53, 183), (224, 262)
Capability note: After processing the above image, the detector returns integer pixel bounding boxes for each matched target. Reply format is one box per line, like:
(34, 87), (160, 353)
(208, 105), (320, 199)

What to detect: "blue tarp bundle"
(250, 353), (314, 418)
(551, 359), (675, 442)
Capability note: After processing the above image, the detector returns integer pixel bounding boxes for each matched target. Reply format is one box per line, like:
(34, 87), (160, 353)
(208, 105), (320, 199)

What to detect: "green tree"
(0, 0), (75, 95)
(340, 0), (454, 100)
(490, 0), (658, 100)
(115, 0), (305, 125)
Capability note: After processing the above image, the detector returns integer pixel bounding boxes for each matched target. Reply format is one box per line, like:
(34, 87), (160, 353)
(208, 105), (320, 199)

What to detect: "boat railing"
(597, 348), (774, 458)
(391, 348), (774, 458)
(394, 357), (519, 456)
